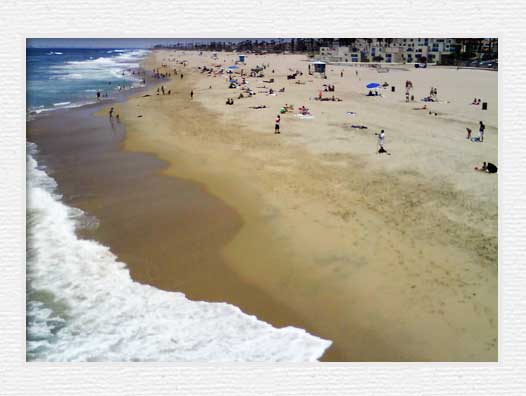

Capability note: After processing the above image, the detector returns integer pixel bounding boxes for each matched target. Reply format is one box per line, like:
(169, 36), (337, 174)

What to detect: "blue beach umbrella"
(366, 82), (380, 89)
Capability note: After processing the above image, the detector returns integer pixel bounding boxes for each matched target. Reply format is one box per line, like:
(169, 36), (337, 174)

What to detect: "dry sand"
(110, 50), (497, 361)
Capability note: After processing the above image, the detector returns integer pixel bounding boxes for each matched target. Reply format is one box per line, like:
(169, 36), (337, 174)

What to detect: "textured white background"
(1, 0), (523, 394)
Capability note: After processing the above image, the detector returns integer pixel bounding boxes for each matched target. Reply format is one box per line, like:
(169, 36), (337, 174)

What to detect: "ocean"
(26, 48), (147, 114)
(26, 48), (331, 361)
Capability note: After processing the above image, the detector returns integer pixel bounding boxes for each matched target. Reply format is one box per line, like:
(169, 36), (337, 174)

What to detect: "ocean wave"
(26, 149), (331, 362)
(47, 50), (148, 82)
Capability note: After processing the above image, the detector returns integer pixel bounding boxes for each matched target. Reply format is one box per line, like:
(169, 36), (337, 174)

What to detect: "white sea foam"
(49, 50), (148, 82)
(26, 148), (331, 362)
(28, 100), (98, 116)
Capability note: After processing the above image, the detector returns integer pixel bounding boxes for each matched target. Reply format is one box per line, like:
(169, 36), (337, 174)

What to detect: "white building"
(319, 38), (458, 64)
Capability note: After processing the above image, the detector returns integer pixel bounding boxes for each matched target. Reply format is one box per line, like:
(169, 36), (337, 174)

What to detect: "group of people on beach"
(157, 86), (171, 95)
(142, 53), (495, 172)
(466, 121), (486, 142)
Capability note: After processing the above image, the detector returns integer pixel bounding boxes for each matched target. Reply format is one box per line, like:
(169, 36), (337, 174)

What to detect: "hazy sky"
(27, 38), (280, 49)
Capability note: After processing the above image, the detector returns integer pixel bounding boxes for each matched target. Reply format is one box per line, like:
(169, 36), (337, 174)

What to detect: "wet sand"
(27, 101), (329, 358)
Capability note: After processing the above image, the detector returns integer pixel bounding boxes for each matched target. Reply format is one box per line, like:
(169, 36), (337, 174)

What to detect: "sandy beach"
(29, 49), (497, 361)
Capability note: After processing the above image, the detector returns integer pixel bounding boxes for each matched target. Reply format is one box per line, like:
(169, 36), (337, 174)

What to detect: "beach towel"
(296, 114), (314, 119)
(346, 112), (357, 116)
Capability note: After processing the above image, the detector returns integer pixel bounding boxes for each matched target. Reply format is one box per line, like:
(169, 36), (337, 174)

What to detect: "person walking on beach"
(479, 121), (486, 142)
(275, 115), (281, 134)
(376, 129), (390, 154)
(466, 127), (472, 140)
(190, 90), (194, 100)
(341, 70), (344, 78)
(378, 129), (385, 149)
(109, 107), (114, 118)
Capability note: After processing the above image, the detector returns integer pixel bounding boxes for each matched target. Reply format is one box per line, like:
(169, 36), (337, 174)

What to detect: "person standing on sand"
(275, 115), (281, 134)
(108, 107), (114, 118)
(378, 129), (385, 148)
(479, 121), (486, 142)
(190, 90), (194, 100)
(376, 129), (389, 154)
(466, 127), (472, 140)
(341, 70), (344, 78)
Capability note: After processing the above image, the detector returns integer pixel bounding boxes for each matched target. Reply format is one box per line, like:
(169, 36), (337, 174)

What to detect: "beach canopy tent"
(239, 54), (246, 62)
(366, 82), (381, 89)
(311, 61), (326, 74)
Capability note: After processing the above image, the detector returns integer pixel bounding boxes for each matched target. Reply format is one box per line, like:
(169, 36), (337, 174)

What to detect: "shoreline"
(28, 49), (498, 361)
(27, 83), (335, 361)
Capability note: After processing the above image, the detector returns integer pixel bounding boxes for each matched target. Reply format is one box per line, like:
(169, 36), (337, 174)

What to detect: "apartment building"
(319, 38), (458, 64)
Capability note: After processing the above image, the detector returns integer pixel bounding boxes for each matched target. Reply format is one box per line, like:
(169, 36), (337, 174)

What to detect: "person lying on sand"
(475, 162), (497, 173)
(413, 104), (428, 110)
(249, 105), (267, 109)
(298, 105), (311, 115)
(351, 125), (368, 129)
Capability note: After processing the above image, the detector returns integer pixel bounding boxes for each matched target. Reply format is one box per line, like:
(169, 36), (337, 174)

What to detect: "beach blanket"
(296, 114), (314, 119)
(346, 112), (357, 116)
